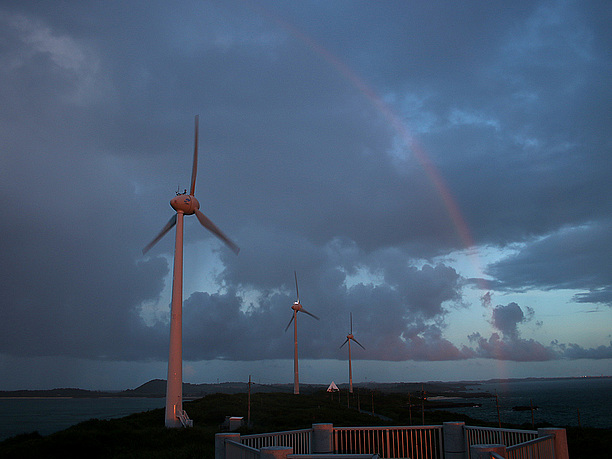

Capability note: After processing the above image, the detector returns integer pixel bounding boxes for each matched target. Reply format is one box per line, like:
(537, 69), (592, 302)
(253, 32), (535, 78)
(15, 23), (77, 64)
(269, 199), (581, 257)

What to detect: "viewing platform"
(216, 422), (568, 459)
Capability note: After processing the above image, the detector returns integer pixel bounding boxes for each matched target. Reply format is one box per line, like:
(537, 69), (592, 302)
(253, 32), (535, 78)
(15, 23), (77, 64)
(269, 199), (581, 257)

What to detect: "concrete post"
(470, 444), (506, 459)
(538, 427), (569, 459)
(215, 432), (240, 459)
(311, 423), (334, 454)
(443, 421), (466, 459)
(261, 446), (293, 459)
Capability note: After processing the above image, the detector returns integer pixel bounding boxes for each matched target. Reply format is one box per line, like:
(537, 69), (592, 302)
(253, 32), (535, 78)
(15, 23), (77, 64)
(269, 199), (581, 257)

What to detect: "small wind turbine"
(285, 271), (319, 394)
(340, 312), (365, 393)
(143, 115), (239, 428)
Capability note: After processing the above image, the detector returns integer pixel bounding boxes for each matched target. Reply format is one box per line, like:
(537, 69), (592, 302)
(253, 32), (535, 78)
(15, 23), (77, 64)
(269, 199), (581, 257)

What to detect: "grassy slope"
(0, 391), (609, 458)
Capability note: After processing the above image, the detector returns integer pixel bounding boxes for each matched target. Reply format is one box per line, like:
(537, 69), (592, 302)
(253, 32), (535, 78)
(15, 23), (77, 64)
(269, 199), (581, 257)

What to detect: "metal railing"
(226, 439), (261, 459)
(334, 425), (444, 459)
(241, 428), (313, 454)
(288, 455), (379, 459)
(506, 435), (554, 459)
(176, 408), (193, 427)
(219, 423), (564, 459)
(465, 426), (537, 457)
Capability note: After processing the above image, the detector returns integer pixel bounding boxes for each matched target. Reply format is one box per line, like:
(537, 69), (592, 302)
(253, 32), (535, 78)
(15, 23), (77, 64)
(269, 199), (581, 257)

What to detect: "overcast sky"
(1, 0), (611, 391)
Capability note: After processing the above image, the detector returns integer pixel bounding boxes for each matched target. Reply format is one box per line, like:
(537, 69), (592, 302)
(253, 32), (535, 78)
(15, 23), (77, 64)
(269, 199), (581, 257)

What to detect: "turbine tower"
(340, 313), (365, 393)
(285, 271), (319, 394)
(143, 115), (239, 428)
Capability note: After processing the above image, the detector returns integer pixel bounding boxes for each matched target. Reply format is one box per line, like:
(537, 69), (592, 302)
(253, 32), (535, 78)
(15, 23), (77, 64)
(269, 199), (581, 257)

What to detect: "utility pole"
(421, 384), (425, 425)
(408, 393), (412, 425)
(495, 392), (501, 428)
(371, 390), (374, 416)
(248, 375), (252, 427)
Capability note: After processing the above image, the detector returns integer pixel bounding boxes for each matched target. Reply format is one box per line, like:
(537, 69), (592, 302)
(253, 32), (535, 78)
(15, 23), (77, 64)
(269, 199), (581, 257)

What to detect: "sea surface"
(0, 397), (165, 441)
(436, 377), (612, 429)
(1, 378), (610, 441)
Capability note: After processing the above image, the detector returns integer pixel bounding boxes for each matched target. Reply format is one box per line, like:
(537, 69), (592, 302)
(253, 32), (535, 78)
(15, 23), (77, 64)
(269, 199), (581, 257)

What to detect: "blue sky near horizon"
(1, 1), (611, 391)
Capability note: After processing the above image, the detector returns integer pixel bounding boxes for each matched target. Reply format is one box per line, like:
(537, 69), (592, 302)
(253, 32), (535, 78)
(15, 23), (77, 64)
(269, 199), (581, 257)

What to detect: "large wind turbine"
(340, 313), (365, 393)
(143, 115), (239, 428)
(285, 271), (319, 394)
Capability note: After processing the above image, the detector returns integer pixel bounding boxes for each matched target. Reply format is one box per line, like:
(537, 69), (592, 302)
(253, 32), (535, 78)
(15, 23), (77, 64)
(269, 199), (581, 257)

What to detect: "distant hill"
(122, 380), (328, 398)
(4, 376), (603, 399)
(121, 379), (166, 396)
(0, 379), (484, 399)
(0, 380), (324, 399)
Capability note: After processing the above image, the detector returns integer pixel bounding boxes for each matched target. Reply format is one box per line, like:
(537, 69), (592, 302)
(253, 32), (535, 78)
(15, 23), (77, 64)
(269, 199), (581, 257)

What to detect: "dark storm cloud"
(0, 0), (611, 377)
(486, 222), (612, 306)
(490, 302), (533, 339)
(468, 301), (555, 361)
(552, 341), (612, 360)
(181, 246), (468, 361)
(469, 332), (556, 361)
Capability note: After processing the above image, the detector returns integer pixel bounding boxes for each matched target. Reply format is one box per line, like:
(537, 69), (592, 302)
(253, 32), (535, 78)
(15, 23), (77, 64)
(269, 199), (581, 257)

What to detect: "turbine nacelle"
(170, 194), (200, 215)
(340, 313), (365, 350)
(143, 115), (239, 257)
(286, 299), (318, 332)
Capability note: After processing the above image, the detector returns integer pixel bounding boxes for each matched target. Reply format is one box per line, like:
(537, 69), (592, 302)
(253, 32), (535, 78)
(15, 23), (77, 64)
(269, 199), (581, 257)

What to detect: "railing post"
(470, 444), (506, 459)
(538, 428), (569, 459)
(215, 432), (240, 459)
(312, 423), (334, 454)
(261, 446), (292, 459)
(443, 421), (466, 459)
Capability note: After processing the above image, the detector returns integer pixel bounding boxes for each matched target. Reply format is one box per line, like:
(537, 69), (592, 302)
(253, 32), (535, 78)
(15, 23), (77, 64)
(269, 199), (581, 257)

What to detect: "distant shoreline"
(1, 375), (609, 399)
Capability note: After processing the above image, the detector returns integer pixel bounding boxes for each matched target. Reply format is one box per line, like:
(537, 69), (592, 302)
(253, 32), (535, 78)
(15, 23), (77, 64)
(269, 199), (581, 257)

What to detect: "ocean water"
(0, 397), (165, 441)
(1, 378), (610, 441)
(439, 377), (612, 429)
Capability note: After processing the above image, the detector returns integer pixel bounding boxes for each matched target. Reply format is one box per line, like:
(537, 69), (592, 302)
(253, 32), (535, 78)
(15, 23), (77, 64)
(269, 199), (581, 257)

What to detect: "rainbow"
(260, 6), (483, 277)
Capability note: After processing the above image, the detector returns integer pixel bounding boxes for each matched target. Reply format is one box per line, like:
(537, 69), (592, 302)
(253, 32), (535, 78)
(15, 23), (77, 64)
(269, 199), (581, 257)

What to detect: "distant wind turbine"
(340, 312), (365, 393)
(285, 271), (319, 394)
(143, 115), (239, 428)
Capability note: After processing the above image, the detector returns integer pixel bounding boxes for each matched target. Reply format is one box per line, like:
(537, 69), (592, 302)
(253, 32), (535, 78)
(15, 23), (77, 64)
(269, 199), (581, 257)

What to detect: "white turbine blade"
(294, 271), (299, 302)
(350, 312), (353, 334)
(190, 115), (199, 196)
(300, 307), (319, 320)
(194, 209), (240, 254)
(340, 338), (349, 349)
(285, 314), (294, 332)
(352, 337), (366, 350)
(142, 214), (177, 254)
